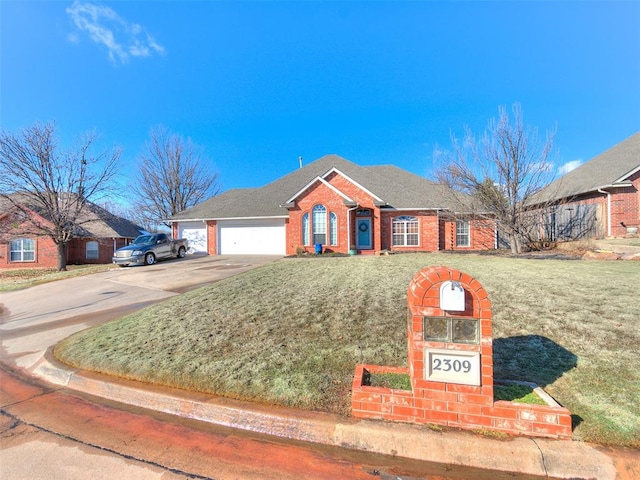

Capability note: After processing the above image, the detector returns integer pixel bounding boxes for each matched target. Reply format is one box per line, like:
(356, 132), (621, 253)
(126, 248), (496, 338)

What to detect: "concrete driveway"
(105, 253), (282, 293)
(0, 254), (281, 372)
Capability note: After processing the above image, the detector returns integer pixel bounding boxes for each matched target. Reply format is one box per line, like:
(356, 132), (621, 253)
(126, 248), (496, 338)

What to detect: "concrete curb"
(33, 350), (616, 480)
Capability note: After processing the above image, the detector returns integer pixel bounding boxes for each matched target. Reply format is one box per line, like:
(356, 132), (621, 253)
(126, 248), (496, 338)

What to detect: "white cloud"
(66, 1), (164, 64)
(558, 159), (583, 175)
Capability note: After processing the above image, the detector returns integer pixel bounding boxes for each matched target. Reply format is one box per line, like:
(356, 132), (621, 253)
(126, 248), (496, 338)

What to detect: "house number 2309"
(432, 358), (472, 373)
(425, 349), (480, 386)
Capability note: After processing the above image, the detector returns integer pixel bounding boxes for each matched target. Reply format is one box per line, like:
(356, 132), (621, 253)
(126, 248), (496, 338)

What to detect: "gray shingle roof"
(0, 193), (142, 239)
(170, 154), (471, 221)
(530, 132), (640, 204)
(75, 202), (143, 238)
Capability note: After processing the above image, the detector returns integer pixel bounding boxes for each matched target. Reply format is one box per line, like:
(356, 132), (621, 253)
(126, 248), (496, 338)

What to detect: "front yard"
(54, 253), (640, 447)
(0, 264), (114, 292)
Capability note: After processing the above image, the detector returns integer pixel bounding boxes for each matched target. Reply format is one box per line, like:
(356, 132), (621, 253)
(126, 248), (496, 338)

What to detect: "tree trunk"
(56, 242), (68, 271)
(509, 232), (522, 254)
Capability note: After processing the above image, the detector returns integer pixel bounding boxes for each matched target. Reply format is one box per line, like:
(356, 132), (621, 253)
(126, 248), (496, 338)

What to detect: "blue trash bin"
(314, 243), (323, 254)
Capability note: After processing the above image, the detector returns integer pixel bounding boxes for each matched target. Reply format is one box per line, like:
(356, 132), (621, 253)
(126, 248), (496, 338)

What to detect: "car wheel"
(178, 246), (186, 258)
(144, 253), (156, 265)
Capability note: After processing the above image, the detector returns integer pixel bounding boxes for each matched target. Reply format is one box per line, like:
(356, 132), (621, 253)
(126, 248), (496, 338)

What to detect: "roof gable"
(170, 154), (473, 221)
(531, 132), (640, 203)
(285, 175), (356, 205)
(1, 193), (142, 239)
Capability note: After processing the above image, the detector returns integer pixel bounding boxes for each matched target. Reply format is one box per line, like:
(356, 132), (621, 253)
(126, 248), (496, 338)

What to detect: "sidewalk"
(32, 349), (634, 480)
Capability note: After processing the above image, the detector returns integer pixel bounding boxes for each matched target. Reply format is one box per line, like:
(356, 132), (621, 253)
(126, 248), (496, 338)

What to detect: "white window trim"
(302, 213), (310, 246)
(312, 205), (327, 245)
(392, 216), (420, 247)
(86, 241), (99, 259)
(329, 212), (338, 246)
(456, 219), (471, 247)
(10, 238), (36, 262)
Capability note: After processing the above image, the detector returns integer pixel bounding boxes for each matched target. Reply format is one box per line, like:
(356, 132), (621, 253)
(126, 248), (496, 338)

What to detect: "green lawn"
(54, 253), (640, 447)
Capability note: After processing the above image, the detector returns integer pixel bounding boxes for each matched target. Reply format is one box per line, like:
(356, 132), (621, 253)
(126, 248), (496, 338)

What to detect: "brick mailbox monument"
(352, 265), (572, 439)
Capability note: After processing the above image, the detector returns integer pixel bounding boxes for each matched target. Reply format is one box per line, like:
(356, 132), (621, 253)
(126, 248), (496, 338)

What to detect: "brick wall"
(440, 217), (495, 250)
(1, 236), (136, 268)
(206, 220), (218, 255)
(352, 266), (572, 440)
(286, 175), (379, 255)
(284, 170), (497, 255)
(0, 214), (59, 269)
(610, 170), (640, 236)
(67, 237), (133, 265)
(547, 171), (639, 238)
(1, 211), (136, 268)
(379, 211), (440, 252)
(0, 235), (59, 269)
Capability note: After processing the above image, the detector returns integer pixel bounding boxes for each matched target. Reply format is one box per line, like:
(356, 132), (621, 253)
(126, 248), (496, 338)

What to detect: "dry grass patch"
(0, 264), (114, 292)
(55, 253), (640, 447)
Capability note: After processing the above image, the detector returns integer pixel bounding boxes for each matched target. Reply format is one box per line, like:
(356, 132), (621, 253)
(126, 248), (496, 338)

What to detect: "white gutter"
(170, 215), (289, 223)
(597, 189), (612, 237)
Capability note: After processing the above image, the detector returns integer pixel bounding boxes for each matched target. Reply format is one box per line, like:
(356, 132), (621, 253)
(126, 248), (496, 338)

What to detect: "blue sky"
(2, 1), (639, 200)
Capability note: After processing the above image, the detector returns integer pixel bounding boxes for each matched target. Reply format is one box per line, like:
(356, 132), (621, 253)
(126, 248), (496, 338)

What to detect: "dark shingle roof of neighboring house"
(530, 132), (640, 204)
(74, 202), (143, 238)
(0, 193), (142, 239)
(170, 154), (471, 221)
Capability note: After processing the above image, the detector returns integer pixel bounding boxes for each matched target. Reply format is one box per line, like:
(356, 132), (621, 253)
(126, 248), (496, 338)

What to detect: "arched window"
(392, 216), (419, 246)
(312, 205), (327, 245)
(329, 212), (337, 245)
(302, 213), (310, 245)
(86, 241), (99, 259)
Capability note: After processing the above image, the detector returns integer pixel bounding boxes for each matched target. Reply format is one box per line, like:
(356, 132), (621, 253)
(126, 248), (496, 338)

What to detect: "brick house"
(0, 197), (142, 268)
(170, 154), (496, 255)
(529, 132), (640, 240)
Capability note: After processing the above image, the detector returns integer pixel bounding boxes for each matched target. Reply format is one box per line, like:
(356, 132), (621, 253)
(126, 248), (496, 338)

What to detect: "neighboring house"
(0, 197), (143, 268)
(529, 132), (640, 240)
(169, 154), (496, 256)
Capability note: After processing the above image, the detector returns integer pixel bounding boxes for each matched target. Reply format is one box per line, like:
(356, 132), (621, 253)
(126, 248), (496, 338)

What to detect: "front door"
(356, 218), (371, 249)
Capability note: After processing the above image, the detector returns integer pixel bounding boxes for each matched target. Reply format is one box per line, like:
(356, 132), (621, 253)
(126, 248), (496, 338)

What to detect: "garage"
(218, 219), (286, 255)
(177, 221), (207, 254)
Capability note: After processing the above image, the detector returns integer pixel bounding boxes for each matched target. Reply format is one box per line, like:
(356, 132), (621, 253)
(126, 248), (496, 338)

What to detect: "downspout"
(347, 205), (358, 253)
(436, 210), (441, 250)
(597, 189), (611, 237)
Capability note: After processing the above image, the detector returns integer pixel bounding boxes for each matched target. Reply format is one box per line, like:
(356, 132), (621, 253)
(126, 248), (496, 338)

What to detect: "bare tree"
(131, 126), (219, 228)
(434, 104), (557, 254)
(0, 122), (121, 270)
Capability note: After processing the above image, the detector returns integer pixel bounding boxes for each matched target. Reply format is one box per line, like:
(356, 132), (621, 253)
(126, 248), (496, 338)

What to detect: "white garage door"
(177, 221), (207, 254)
(218, 219), (286, 255)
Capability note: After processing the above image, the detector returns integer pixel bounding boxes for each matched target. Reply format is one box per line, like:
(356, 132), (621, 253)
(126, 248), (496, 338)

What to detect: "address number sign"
(425, 349), (481, 386)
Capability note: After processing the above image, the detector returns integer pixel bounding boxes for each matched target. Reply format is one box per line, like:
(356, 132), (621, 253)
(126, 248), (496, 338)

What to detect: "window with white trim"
(329, 212), (337, 245)
(302, 213), (310, 245)
(10, 238), (35, 262)
(456, 219), (470, 247)
(86, 241), (99, 259)
(392, 216), (419, 246)
(312, 205), (327, 245)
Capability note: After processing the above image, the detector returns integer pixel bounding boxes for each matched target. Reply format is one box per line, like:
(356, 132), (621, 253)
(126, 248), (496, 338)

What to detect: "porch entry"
(356, 218), (371, 249)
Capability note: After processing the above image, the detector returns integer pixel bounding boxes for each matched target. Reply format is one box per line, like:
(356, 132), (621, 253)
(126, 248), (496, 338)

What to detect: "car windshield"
(132, 235), (154, 245)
